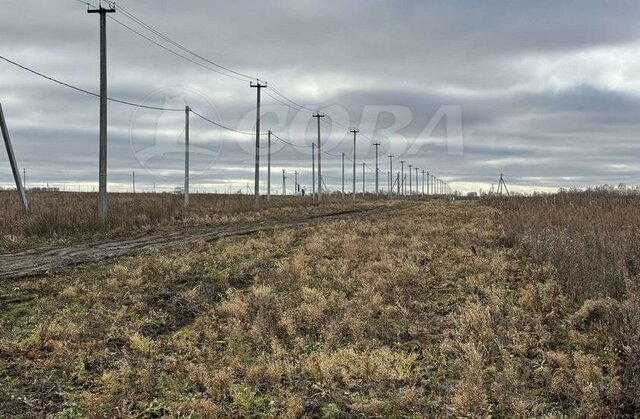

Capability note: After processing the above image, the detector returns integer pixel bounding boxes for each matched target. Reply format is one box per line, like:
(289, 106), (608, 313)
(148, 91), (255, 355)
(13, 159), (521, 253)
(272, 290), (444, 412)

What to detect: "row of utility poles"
(44, 3), (454, 219)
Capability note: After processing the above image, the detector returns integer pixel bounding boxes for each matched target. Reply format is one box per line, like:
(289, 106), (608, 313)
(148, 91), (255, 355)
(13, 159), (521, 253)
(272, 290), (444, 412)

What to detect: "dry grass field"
(2, 196), (637, 417)
(0, 191), (376, 252)
(491, 193), (640, 414)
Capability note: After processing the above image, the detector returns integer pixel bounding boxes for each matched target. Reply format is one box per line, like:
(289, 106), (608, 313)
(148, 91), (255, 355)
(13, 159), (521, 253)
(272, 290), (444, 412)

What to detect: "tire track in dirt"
(0, 207), (384, 282)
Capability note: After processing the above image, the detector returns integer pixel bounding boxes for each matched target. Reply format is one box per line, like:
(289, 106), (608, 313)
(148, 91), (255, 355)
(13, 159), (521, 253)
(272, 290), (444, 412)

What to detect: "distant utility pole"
(0, 102), (29, 212)
(132, 170), (136, 194)
(342, 152), (345, 199)
(408, 164), (412, 197)
(373, 142), (380, 196)
(400, 161), (406, 197)
(312, 143), (316, 198)
(267, 130), (271, 202)
(397, 172), (401, 195)
(497, 173), (510, 196)
(362, 162), (365, 197)
(250, 81), (267, 209)
(313, 113), (325, 201)
(388, 155), (394, 198)
(184, 105), (190, 206)
(426, 172), (430, 196)
(421, 170), (425, 196)
(88, 2), (116, 219)
(294, 171), (298, 196)
(350, 128), (359, 200)
(415, 167), (418, 198)
(282, 169), (287, 196)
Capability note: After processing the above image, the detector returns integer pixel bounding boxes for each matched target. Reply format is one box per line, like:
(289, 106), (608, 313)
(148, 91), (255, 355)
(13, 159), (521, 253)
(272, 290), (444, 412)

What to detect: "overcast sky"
(2, 0), (640, 194)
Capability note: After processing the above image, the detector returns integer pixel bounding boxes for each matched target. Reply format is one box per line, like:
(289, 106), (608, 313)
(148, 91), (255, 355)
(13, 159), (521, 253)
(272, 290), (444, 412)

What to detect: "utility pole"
(362, 162), (365, 197)
(408, 164), (412, 197)
(421, 170), (425, 196)
(498, 173), (510, 196)
(397, 172), (401, 195)
(267, 130), (271, 202)
(426, 172), (430, 196)
(132, 170), (136, 194)
(415, 167), (419, 198)
(282, 170), (286, 196)
(184, 105), (190, 206)
(250, 81), (267, 209)
(373, 142), (380, 196)
(312, 143), (316, 198)
(0, 102), (29, 212)
(388, 155), (394, 198)
(350, 128), (359, 200)
(342, 152), (345, 199)
(23, 168), (26, 190)
(88, 2), (116, 219)
(400, 161), (405, 197)
(294, 171), (298, 196)
(312, 113), (325, 201)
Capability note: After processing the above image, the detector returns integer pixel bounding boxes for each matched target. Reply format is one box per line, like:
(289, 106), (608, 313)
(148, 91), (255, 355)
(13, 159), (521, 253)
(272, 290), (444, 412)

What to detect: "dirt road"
(0, 208), (377, 281)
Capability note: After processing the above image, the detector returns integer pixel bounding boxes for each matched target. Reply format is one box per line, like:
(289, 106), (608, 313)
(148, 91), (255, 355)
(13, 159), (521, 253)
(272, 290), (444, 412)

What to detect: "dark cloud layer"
(2, 0), (640, 193)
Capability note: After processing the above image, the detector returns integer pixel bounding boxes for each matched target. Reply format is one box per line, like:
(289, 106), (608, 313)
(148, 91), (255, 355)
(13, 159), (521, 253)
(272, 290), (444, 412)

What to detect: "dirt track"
(0, 208), (377, 282)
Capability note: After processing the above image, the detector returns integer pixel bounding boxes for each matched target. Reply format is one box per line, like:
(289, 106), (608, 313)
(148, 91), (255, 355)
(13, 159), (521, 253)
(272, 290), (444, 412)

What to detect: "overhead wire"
(189, 109), (256, 135)
(115, 3), (256, 82)
(66, 0), (457, 191)
(0, 54), (183, 111)
(86, 1), (382, 143)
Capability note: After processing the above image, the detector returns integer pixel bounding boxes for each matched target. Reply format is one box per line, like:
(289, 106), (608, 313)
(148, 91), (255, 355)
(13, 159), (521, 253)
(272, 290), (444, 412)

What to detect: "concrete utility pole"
(408, 164), (412, 197)
(311, 143), (315, 198)
(341, 152), (345, 199)
(400, 161), (406, 197)
(388, 155), (394, 198)
(350, 128), (359, 200)
(373, 143), (380, 196)
(312, 113), (325, 201)
(426, 172), (429, 196)
(415, 167), (419, 198)
(88, 3), (116, 219)
(267, 130), (271, 202)
(0, 102), (29, 212)
(184, 106), (190, 206)
(132, 170), (136, 194)
(250, 81), (267, 209)
(282, 169), (286, 196)
(362, 162), (365, 197)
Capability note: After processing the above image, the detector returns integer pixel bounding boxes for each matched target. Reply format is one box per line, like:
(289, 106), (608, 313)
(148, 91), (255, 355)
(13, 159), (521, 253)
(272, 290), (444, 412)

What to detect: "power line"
(116, 3), (256, 82)
(72, 0), (383, 146)
(189, 109), (255, 135)
(271, 132), (312, 149)
(0, 54), (182, 111)
(107, 16), (250, 83)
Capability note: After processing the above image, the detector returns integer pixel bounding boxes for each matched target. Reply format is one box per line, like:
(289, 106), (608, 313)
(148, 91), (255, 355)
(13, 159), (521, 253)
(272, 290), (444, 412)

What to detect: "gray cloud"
(3, 0), (640, 194)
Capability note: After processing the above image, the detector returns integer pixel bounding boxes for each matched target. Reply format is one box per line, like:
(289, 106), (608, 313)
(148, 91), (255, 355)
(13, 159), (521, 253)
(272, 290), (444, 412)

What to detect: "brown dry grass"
(0, 198), (636, 417)
(490, 193), (640, 414)
(0, 190), (374, 251)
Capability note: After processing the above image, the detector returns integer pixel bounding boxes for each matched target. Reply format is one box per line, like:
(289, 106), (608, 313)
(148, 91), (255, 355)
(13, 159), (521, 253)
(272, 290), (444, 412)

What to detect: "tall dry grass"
(489, 192), (640, 412)
(491, 193), (640, 302)
(0, 190), (344, 250)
